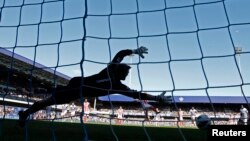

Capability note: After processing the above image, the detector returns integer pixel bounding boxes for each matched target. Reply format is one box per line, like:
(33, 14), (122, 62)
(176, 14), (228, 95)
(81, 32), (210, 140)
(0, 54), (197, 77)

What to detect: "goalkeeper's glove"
(133, 46), (148, 58)
(156, 91), (172, 104)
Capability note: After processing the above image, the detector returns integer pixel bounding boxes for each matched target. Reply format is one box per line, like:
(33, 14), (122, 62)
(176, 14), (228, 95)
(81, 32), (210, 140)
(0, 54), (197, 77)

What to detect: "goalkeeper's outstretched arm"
(111, 46), (148, 63)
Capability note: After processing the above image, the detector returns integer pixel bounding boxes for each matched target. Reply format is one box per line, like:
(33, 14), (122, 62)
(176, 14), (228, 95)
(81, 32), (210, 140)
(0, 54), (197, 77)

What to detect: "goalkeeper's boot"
(18, 110), (27, 128)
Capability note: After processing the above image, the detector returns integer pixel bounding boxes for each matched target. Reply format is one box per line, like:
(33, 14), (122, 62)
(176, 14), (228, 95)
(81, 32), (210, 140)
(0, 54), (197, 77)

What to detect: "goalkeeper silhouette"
(18, 47), (172, 127)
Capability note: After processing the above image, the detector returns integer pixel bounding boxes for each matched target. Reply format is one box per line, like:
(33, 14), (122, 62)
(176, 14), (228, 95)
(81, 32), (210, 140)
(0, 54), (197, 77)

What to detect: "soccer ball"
(195, 114), (211, 129)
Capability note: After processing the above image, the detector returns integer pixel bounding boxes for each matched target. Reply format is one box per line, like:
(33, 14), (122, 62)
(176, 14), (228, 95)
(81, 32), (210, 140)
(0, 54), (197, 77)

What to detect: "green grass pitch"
(0, 119), (207, 141)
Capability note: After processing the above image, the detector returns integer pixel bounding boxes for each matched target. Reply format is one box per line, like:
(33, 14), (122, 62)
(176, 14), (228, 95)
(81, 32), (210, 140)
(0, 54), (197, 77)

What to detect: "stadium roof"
(99, 94), (135, 102)
(0, 47), (70, 86)
(98, 95), (250, 104)
(173, 96), (250, 104)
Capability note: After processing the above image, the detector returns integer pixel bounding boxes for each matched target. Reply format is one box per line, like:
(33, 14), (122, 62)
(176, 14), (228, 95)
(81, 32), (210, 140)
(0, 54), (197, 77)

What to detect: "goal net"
(0, 0), (250, 141)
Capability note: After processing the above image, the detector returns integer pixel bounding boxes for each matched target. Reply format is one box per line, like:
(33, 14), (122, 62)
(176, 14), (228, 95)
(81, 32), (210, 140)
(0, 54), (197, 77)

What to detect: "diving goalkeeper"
(18, 47), (172, 127)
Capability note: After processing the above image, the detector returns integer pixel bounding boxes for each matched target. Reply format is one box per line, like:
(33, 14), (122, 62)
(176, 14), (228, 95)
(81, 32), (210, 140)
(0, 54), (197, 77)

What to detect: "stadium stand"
(0, 47), (70, 113)
(0, 47), (249, 127)
(0, 47), (70, 88)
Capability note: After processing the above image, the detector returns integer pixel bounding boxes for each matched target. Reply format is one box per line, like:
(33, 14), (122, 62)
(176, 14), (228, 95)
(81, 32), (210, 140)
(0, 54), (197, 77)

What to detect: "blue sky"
(0, 0), (250, 97)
